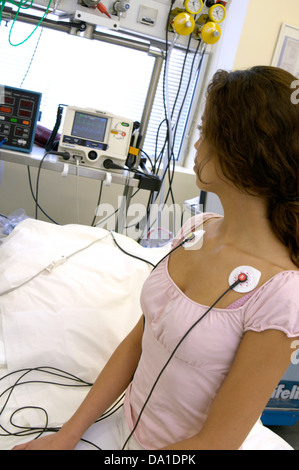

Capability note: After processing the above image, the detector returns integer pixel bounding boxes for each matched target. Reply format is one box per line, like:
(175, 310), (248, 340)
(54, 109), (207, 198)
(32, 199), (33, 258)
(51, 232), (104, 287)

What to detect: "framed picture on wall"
(271, 23), (299, 78)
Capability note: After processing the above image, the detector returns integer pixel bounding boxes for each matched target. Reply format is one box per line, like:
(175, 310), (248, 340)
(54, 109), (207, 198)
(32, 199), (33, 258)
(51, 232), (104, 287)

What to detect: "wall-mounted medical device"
(0, 86), (41, 153)
(169, 0), (228, 44)
(4, 0), (231, 49)
(57, 106), (134, 169)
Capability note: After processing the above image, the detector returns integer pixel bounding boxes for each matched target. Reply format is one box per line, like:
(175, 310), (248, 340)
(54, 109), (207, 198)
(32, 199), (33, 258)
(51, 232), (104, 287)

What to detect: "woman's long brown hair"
(202, 66), (299, 267)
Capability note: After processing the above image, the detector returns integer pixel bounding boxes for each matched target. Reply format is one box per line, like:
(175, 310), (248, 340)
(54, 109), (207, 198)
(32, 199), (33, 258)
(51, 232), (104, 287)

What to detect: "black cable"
(27, 166), (59, 224)
(91, 180), (103, 227)
(169, 33), (193, 127)
(109, 230), (250, 450)
(140, 149), (154, 173)
(0, 367), (90, 436)
(0, 366), (124, 450)
(146, 22), (203, 237)
(163, 40), (202, 209)
(152, 41), (201, 227)
(35, 151), (51, 220)
(111, 232), (196, 272)
(171, 40), (202, 156)
(138, 25), (185, 228)
(110, 231), (156, 268)
(160, 27), (191, 170)
(29, 150), (70, 223)
(102, 159), (157, 180)
(45, 104), (67, 152)
(151, 0), (176, 184)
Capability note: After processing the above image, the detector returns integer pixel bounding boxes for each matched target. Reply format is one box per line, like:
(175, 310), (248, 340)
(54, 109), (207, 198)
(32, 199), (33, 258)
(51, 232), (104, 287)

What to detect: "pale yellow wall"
(233, 0), (299, 70)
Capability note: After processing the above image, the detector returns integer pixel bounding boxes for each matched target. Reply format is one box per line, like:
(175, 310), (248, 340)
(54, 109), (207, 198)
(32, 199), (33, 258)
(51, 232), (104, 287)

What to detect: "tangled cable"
(0, 366), (124, 450)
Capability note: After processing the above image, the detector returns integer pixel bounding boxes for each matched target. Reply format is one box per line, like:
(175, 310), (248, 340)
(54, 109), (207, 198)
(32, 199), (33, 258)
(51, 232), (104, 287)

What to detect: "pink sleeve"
(244, 271), (299, 338)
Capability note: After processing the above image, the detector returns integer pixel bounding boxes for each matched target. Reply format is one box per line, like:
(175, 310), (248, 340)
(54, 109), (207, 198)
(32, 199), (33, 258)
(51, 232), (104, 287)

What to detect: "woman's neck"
(214, 190), (281, 255)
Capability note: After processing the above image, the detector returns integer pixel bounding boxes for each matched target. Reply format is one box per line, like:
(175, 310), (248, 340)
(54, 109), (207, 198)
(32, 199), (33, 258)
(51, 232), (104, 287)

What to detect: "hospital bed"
(0, 218), (293, 450)
(0, 218), (168, 450)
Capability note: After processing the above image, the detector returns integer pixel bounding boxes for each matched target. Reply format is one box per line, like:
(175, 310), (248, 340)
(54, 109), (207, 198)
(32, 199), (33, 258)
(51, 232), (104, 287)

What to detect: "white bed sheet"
(0, 219), (168, 450)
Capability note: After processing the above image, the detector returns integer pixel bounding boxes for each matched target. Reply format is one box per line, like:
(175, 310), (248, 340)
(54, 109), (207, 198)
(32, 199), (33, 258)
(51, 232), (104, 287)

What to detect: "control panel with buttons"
(0, 86), (42, 153)
(58, 106), (134, 170)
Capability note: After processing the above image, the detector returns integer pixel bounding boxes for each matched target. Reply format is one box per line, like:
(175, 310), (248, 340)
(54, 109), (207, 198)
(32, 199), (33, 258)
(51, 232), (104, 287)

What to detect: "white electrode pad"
(183, 230), (205, 250)
(229, 266), (262, 293)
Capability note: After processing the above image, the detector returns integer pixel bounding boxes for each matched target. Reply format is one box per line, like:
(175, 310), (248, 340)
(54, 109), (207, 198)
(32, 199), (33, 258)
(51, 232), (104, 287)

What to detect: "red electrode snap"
(229, 266), (261, 293)
(238, 273), (248, 283)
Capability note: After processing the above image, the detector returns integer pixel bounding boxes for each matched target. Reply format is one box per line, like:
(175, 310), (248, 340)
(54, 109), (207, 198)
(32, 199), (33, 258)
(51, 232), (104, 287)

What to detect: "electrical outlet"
(137, 5), (159, 27)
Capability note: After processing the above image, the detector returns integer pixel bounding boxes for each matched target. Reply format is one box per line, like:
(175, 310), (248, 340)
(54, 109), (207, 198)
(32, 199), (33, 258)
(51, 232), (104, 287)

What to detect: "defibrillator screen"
(71, 111), (108, 142)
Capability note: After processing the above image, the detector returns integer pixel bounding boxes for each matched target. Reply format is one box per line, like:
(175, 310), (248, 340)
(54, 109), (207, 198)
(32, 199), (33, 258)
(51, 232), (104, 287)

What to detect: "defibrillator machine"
(58, 106), (134, 169)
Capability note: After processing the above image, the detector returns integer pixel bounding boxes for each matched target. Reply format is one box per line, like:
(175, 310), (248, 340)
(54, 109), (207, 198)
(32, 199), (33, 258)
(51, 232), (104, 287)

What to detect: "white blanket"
(0, 219), (167, 449)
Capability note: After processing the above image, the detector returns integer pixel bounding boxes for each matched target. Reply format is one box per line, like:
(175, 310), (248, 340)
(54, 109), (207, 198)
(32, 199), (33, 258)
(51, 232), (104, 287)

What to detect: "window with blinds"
(0, 21), (202, 164)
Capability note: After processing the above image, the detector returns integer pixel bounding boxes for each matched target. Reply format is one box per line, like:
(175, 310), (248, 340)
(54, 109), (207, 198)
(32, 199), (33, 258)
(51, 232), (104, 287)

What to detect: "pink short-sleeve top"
(124, 213), (299, 449)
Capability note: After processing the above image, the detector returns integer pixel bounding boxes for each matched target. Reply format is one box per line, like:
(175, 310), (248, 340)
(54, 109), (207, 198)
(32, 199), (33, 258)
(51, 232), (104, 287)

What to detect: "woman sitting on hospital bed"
(13, 65), (299, 451)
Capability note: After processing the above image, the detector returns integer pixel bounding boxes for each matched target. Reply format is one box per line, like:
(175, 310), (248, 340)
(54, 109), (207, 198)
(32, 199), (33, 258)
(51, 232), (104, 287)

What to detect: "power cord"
(102, 159), (161, 192)
(33, 149), (70, 221)
(74, 156), (81, 224)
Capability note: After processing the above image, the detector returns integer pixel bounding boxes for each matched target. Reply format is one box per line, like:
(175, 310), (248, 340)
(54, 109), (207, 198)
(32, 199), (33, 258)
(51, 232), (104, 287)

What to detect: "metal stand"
(117, 48), (164, 233)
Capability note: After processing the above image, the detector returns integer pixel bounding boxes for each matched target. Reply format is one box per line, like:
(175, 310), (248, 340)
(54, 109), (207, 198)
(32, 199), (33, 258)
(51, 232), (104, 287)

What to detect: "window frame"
(0, 8), (208, 168)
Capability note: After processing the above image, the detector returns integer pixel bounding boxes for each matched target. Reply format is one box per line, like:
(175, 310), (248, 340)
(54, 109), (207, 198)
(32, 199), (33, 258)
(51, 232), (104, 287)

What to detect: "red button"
(238, 273), (247, 282)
